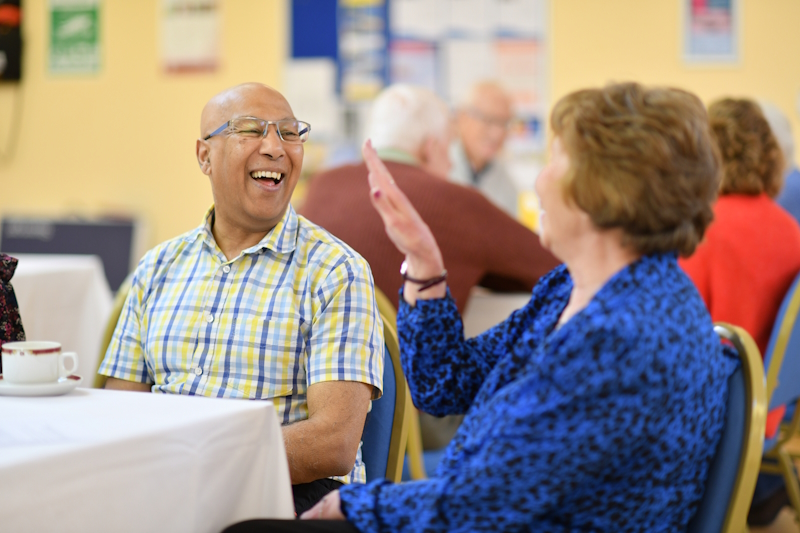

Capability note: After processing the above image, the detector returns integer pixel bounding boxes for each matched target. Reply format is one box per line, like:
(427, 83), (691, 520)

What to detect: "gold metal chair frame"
(754, 275), (800, 523)
(714, 323), (768, 533)
(93, 275), (133, 389)
(372, 287), (413, 482)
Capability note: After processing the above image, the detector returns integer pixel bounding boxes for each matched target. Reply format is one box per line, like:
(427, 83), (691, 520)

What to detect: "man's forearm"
(282, 413), (363, 484)
(104, 377), (151, 391)
(282, 381), (373, 484)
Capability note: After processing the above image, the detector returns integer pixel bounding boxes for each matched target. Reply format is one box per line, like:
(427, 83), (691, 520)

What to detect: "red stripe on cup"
(1, 346), (61, 355)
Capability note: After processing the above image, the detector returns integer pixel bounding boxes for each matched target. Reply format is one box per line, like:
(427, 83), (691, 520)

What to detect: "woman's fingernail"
(371, 187), (381, 199)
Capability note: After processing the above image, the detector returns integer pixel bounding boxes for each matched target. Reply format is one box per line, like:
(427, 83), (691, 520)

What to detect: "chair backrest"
(92, 274), (133, 388)
(762, 271), (800, 408)
(687, 323), (767, 533)
(361, 287), (410, 482)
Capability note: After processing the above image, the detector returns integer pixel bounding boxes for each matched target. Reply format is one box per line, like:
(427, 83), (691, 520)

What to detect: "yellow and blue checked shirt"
(100, 205), (384, 484)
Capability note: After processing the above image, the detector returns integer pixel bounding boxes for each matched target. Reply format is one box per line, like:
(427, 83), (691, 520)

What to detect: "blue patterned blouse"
(339, 252), (737, 532)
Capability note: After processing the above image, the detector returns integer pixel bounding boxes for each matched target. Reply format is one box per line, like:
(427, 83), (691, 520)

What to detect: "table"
(461, 288), (532, 338)
(10, 254), (114, 385)
(0, 388), (294, 532)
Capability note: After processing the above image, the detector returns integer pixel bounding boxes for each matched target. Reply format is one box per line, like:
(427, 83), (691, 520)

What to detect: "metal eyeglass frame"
(203, 116), (311, 143)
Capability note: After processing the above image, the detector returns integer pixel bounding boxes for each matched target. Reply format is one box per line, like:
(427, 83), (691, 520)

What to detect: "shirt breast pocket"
(228, 314), (309, 399)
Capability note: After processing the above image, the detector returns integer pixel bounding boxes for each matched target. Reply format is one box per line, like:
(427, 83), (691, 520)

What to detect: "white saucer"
(0, 375), (82, 397)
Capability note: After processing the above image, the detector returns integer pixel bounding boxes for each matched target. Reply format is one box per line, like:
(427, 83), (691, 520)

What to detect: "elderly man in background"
(449, 80), (519, 216)
(761, 101), (800, 224)
(99, 82), (383, 515)
(300, 83), (559, 454)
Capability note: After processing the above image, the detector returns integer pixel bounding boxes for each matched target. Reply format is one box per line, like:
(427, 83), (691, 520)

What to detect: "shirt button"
(206, 313), (214, 323)
(222, 265), (231, 273)
(194, 367), (203, 376)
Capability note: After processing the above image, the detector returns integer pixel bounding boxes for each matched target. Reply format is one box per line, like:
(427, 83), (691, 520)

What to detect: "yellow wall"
(0, 0), (286, 248)
(550, 0), (800, 165)
(1, 0), (799, 253)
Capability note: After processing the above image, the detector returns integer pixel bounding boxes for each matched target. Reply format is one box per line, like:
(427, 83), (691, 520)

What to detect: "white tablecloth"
(10, 254), (114, 385)
(0, 388), (294, 532)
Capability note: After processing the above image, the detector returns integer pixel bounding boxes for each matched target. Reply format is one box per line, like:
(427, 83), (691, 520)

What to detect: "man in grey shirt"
(449, 80), (519, 217)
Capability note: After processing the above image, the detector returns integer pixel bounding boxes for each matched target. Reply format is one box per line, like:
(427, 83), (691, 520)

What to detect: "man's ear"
(419, 135), (450, 180)
(419, 135), (435, 166)
(196, 139), (212, 176)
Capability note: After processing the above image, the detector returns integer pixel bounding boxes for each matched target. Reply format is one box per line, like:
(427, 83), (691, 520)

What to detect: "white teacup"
(1, 341), (79, 385)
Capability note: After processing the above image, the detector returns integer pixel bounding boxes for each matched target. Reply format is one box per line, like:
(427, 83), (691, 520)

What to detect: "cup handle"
(59, 352), (79, 378)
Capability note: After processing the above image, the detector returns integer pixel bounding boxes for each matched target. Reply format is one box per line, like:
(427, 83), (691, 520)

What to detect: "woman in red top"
(680, 98), (800, 524)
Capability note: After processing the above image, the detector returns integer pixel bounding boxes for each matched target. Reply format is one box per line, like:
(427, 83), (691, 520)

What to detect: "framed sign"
(684, 0), (739, 64)
(49, 0), (100, 74)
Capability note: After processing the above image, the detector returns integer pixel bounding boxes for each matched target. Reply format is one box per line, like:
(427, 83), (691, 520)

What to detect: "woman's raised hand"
(363, 139), (447, 303)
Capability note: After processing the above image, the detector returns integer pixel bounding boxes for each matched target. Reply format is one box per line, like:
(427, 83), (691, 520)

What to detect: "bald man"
(450, 81), (519, 216)
(99, 83), (384, 514)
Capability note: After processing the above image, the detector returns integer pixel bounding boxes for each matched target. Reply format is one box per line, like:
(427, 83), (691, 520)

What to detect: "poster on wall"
(339, 0), (387, 102)
(49, 0), (100, 74)
(390, 0), (547, 153)
(684, 0), (738, 63)
(160, 0), (219, 73)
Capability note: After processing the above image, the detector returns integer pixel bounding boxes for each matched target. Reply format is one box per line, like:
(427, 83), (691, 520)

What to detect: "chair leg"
(776, 450), (800, 524)
(405, 406), (427, 480)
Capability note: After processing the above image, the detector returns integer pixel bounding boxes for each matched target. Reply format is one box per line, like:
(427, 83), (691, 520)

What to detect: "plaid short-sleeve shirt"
(100, 205), (384, 484)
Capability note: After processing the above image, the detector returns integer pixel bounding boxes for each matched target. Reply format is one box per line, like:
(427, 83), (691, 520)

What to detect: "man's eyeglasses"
(464, 108), (513, 130)
(203, 117), (311, 144)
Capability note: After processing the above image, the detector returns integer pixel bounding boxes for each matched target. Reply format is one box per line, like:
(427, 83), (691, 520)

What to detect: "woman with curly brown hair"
(680, 98), (800, 439)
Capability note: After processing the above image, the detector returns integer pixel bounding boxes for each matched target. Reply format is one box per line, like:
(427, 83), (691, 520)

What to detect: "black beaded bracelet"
(400, 260), (448, 292)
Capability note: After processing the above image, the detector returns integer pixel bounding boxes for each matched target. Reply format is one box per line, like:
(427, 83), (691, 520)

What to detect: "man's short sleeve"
(306, 253), (384, 399)
(98, 265), (152, 385)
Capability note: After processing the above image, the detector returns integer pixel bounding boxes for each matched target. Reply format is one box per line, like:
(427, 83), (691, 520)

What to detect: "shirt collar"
(189, 204), (299, 256)
(375, 147), (418, 166)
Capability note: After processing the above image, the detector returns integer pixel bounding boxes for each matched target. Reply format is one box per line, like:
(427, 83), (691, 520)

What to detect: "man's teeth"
(251, 171), (283, 181)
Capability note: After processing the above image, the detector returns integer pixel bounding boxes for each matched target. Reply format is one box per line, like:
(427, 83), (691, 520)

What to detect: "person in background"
(300, 83), (559, 458)
(0, 253), (26, 372)
(761, 100), (800, 224)
(225, 82), (735, 533)
(300, 83), (558, 317)
(449, 80), (519, 216)
(679, 98), (800, 527)
(99, 83), (383, 516)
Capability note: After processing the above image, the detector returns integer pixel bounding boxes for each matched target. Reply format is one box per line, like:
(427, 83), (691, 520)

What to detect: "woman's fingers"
(363, 139), (394, 191)
(299, 491), (345, 521)
(362, 138), (444, 262)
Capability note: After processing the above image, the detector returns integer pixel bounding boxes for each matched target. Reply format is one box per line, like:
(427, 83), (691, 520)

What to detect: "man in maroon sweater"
(299, 84), (559, 318)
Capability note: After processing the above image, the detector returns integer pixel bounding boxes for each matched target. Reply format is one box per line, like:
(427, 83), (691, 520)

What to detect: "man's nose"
(259, 125), (285, 158)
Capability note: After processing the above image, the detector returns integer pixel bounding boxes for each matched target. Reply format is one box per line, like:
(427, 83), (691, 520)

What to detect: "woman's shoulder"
(545, 254), (723, 390)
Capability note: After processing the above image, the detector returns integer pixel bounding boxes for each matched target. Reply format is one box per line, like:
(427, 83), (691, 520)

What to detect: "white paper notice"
(284, 59), (340, 140)
(497, 0), (544, 37)
(441, 38), (495, 103)
(390, 0), (447, 39)
(160, 0), (219, 73)
(390, 39), (438, 91)
(448, 0), (495, 37)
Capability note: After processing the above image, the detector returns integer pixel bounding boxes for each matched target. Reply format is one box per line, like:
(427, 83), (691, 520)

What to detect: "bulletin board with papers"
(388, 0), (548, 153)
(288, 0), (549, 153)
